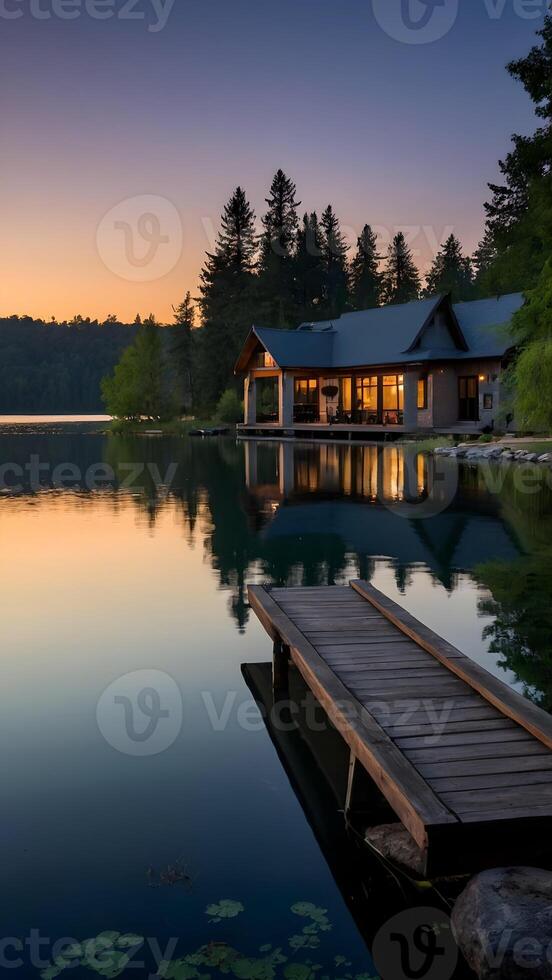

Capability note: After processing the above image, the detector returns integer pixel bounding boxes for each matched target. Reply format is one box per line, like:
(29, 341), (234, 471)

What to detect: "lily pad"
(206, 899), (245, 923)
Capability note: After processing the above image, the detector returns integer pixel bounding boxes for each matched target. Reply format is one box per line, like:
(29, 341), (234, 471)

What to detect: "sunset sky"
(0, 0), (546, 323)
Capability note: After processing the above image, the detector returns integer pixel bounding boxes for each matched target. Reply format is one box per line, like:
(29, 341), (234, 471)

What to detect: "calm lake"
(2, 425), (552, 979)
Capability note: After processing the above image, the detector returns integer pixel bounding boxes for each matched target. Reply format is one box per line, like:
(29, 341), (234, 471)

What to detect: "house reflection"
(245, 441), (430, 506)
(243, 440), (522, 589)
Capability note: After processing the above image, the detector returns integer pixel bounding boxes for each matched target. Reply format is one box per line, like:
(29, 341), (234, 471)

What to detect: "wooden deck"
(248, 581), (552, 875)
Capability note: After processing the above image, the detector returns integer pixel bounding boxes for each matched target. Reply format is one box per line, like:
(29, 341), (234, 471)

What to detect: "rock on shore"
(452, 867), (552, 979)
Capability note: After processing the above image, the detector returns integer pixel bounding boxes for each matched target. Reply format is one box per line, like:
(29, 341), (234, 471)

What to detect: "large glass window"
(294, 378), (319, 422)
(294, 378), (319, 405)
(339, 377), (352, 413)
(355, 376), (378, 422)
(382, 374), (404, 424)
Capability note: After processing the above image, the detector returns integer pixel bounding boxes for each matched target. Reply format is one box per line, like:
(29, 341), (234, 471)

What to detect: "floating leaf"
(206, 900), (245, 923)
(284, 965), (313, 980)
(290, 903), (319, 918)
(117, 934), (143, 948)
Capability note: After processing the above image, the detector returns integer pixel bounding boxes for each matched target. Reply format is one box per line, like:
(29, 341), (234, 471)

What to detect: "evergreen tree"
(293, 212), (326, 323)
(479, 16), (552, 295)
(257, 170), (300, 327)
(171, 291), (195, 413)
(424, 234), (474, 301)
(320, 205), (349, 317)
(349, 224), (383, 310)
(382, 232), (421, 305)
(512, 258), (552, 430)
(196, 187), (257, 409)
(102, 316), (176, 420)
(134, 314), (142, 326)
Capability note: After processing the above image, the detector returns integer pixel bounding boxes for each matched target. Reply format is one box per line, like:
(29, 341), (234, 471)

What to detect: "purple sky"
(0, 0), (546, 321)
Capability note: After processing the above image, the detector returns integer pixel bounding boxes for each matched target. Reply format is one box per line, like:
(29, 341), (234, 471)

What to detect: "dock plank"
(248, 581), (552, 873)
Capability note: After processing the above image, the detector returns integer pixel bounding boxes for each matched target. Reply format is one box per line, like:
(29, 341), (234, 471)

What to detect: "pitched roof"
(235, 292), (523, 372)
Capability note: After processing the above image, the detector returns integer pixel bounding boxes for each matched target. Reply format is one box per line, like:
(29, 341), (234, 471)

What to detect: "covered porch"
(242, 367), (429, 434)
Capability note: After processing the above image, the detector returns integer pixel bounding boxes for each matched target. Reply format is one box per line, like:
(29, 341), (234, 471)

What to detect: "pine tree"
(382, 232), (421, 305)
(196, 187), (257, 409)
(293, 212), (326, 323)
(424, 234), (474, 301)
(320, 205), (349, 317)
(350, 224), (383, 310)
(171, 291), (195, 413)
(134, 314), (142, 326)
(480, 16), (552, 294)
(257, 170), (300, 327)
(472, 229), (498, 285)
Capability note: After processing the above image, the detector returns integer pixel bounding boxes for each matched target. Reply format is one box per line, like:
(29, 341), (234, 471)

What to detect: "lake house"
(235, 292), (524, 438)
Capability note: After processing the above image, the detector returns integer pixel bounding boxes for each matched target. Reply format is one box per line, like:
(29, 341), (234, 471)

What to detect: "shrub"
(215, 388), (243, 423)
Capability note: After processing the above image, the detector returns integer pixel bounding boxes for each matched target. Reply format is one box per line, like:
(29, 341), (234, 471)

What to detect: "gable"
(410, 302), (468, 354)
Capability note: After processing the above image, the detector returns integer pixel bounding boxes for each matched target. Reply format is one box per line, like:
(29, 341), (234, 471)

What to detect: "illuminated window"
(355, 376), (378, 412)
(382, 374), (404, 424)
(417, 378), (428, 410)
(340, 377), (352, 412)
(294, 378), (319, 405)
(256, 351), (276, 368)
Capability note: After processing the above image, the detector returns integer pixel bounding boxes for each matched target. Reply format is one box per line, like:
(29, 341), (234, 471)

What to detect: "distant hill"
(0, 317), (138, 413)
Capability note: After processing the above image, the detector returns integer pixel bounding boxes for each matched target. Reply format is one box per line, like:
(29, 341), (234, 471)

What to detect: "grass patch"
(106, 418), (227, 435)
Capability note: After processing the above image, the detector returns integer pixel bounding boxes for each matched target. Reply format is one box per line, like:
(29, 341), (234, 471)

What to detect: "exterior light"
(479, 374), (486, 382)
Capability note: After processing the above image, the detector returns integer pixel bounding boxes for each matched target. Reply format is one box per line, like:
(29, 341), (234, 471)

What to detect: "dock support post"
(345, 752), (386, 822)
(272, 636), (290, 699)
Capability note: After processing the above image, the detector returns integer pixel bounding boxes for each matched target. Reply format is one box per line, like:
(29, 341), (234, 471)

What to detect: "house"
(234, 292), (524, 437)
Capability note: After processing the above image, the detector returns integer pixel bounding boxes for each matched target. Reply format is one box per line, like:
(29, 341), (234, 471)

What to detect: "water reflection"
(2, 431), (552, 704)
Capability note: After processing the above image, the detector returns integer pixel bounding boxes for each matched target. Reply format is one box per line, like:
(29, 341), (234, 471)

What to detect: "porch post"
(278, 371), (294, 427)
(404, 368), (421, 432)
(244, 374), (257, 425)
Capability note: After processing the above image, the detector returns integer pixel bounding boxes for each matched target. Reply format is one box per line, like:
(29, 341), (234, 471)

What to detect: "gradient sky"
(0, 0), (547, 322)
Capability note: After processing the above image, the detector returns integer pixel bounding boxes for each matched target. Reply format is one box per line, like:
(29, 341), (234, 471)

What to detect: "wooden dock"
(249, 581), (552, 875)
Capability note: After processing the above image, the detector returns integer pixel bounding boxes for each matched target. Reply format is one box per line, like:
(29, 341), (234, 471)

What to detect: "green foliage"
(215, 388), (244, 423)
(171, 291), (196, 413)
(512, 258), (552, 430)
(349, 225), (383, 310)
(206, 898), (245, 922)
(320, 205), (350, 318)
(41, 932), (143, 979)
(293, 212), (325, 323)
(382, 232), (420, 305)
(0, 315), (137, 413)
(101, 317), (177, 421)
(476, 16), (552, 296)
(514, 339), (552, 431)
(257, 170), (301, 328)
(424, 234), (474, 301)
(195, 187), (257, 410)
